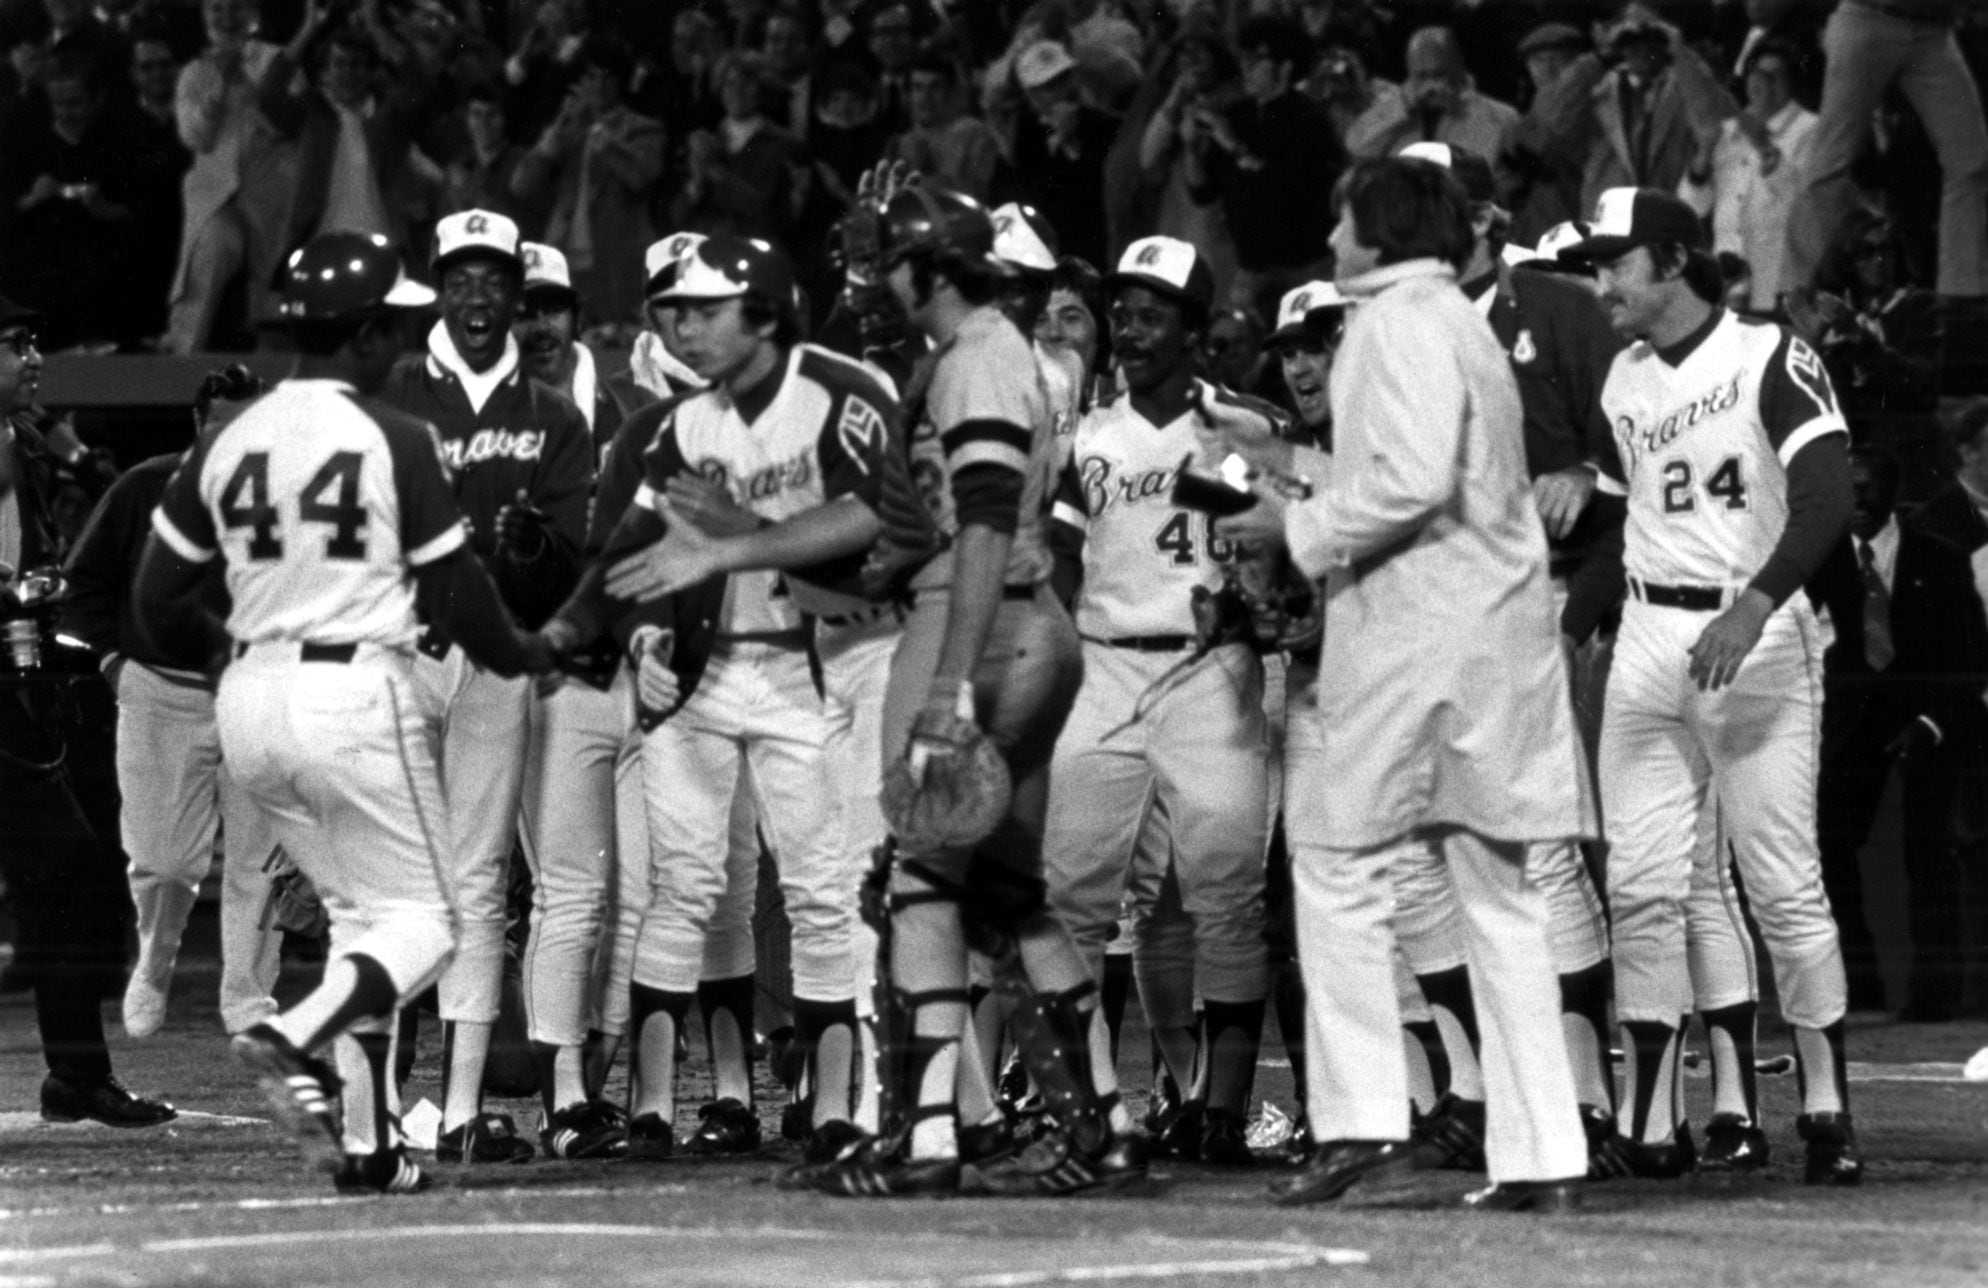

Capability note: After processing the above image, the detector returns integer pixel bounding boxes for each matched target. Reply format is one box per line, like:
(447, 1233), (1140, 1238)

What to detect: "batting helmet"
(877, 184), (1002, 273)
(657, 236), (799, 310)
(270, 231), (435, 324)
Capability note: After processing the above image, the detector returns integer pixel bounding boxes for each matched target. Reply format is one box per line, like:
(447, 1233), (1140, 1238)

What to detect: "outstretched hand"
(605, 500), (732, 601)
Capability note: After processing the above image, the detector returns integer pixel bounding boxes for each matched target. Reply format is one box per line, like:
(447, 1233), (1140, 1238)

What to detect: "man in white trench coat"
(1217, 154), (1593, 1214)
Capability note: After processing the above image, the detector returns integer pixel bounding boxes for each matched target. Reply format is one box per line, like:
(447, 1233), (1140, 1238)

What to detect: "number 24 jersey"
(1598, 309), (1847, 588)
(151, 379), (467, 649)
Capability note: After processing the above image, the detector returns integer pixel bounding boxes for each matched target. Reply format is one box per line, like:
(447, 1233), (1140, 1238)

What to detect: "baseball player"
(610, 233), (711, 405)
(801, 184), (1143, 1198)
(1220, 156), (1590, 1214)
(62, 367), (284, 1041)
(1043, 234), (1272, 1167)
(133, 231), (556, 1194)
(380, 209), (594, 1165)
(543, 237), (877, 1163)
(1565, 187), (1862, 1185)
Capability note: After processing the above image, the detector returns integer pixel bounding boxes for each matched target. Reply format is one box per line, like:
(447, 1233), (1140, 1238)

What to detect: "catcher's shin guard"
(991, 962), (1110, 1152)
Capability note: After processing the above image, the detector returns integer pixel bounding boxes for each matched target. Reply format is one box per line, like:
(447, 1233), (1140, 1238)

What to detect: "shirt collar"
(426, 320), (519, 412)
(1340, 258), (1456, 299)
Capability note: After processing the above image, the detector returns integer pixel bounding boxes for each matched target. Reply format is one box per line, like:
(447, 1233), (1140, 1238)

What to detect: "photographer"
(1184, 15), (1345, 322)
(0, 295), (174, 1127)
(1345, 27), (1519, 190)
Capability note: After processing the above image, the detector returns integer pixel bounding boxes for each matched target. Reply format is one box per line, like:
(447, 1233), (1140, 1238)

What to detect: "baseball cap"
(1517, 22), (1586, 57)
(1014, 40), (1077, 91)
(521, 242), (579, 307)
(1105, 236), (1215, 312)
(1562, 188), (1706, 262)
(658, 236), (798, 310)
(433, 208), (522, 275)
(644, 231), (708, 297)
(1397, 141), (1497, 206)
(0, 295), (42, 331)
(1269, 280), (1349, 346)
(990, 203), (1059, 274)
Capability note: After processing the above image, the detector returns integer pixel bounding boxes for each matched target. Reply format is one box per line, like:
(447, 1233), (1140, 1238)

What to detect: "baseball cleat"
(1412, 1093), (1487, 1171)
(1150, 1099), (1204, 1161)
(1699, 1112), (1771, 1173)
(626, 1112), (675, 1161)
(961, 1126), (1150, 1197)
(122, 971), (170, 1039)
(1269, 1138), (1413, 1205)
(1199, 1108), (1256, 1167)
(334, 1144), (432, 1195)
(803, 1118), (867, 1166)
(683, 1097), (761, 1155)
(230, 1023), (342, 1171)
(1592, 1122), (1697, 1180)
(811, 1136), (961, 1197)
(39, 1074), (177, 1129)
(1797, 1111), (1864, 1186)
(436, 1111), (535, 1164)
(540, 1100), (629, 1161)
(1462, 1177), (1583, 1214)
(957, 1113), (1019, 1166)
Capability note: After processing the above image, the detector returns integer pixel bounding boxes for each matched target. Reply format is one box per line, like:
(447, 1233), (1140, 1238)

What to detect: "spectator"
(1680, 38), (1816, 314)
(1522, 6), (1737, 221)
(0, 52), (183, 349)
(1035, 252), (1109, 407)
(35, 0), (132, 100)
(864, 0), (915, 133)
(1776, 0), (1988, 298)
(1302, 43), (1401, 149)
(503, 0), (593, 146)
(888, 51), (1001, 202)
(1203, 304), (1282, 405)
(1346, 26), (1520, 194)
(1009, 39), (1118, 273)
(760, 5), (816, 142)
(1140, 31), (1243, 309)
(162, 0), (280, 355)
(1789, 209), (1946, 504)
(1508, 22), (1591, 245)
(128, 24), (178, 129)
(253, 1), (446, 279)
(648, 8), (723, 210)
(443, 83), (544, 239)
(513, 35), (663, 332)
(673, 49), (803, 246)
(1186, 15), (1345, 320)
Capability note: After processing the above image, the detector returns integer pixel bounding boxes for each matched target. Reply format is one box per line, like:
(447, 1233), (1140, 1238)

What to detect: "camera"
(0, 569), (67, 674)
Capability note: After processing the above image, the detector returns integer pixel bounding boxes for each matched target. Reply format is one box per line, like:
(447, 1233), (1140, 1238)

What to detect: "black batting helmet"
(877, 184), (1003, 273)
(269, 231), (434, 324)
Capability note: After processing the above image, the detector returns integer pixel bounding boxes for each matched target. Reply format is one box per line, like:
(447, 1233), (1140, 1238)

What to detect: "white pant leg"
(1529, 840), (1609, 976)
(1292, 839), (1411, 1143)
(1602, 602), (1707, 1025)
(1684, 801), (1759, 1013)
(116, 665), (223, 993)
(597, 674), (646, 1037)
(701, 780), (761, 981)
(1392, 836), (1468, 975)
(427, 654), (531, 1023)
(164, 203), (245, 355)
(737, 646), (853, 1004)
(1698, 603), (1845, 1029)
(216, 761), (282, 1034)
(818, 619), (899, 1012)
(1443, 829), (1587, 1184)
(520, 677), (624, 1048)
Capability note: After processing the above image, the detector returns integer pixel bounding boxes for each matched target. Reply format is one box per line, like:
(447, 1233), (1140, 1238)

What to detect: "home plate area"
(0, 1219), (1364, 1288)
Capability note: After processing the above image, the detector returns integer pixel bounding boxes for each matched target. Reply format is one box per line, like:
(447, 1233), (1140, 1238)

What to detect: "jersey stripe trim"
(151, 509), (216, 563)
(940, 418), (1032, 460)
(1051, 500), (1088, 532)
(1595, 472), (1629, 498)
(1777, 417), (1849, 469)
(406, 522), (468, 568)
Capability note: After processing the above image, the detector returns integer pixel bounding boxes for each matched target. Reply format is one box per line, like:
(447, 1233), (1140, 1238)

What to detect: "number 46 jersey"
(1598, 310), (1847, 588)
(152, 379), (468, 649)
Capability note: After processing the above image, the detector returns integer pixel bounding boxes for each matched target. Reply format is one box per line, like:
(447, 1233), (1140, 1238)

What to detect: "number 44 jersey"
(1598, 310), (1847, 588)
(151, 379), (467, 649)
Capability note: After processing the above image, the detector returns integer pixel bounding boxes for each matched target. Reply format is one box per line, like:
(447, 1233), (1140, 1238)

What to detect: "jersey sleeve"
(818, 381), (892, 508)
(633, 413), (693, 514)
(1759, 330), (1850, 466)
(151, 436), (219, 563)
(379, 412), (469, 568)
(1051, 454), (1088, 534)
(928, 343), (1036, 478)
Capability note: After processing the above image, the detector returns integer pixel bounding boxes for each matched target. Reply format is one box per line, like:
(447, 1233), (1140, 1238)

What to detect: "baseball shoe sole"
(231, 1024), (343, 1174)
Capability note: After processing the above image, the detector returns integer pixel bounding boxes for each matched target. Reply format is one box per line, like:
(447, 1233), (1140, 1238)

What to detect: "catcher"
(807, 183), (1148, 1197)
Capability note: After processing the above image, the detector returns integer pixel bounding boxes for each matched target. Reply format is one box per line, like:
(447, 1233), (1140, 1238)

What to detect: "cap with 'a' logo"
(521, 242), (579, 303)
(644, 231), (708, 296)
(1561, 188), (1706, 263)
(658, 236), (799, 314)
(1270, 279), (1349, 345)
(433, 208), (522, 274)
(990, 202), (1059, 274)
(1104, 236), (1215, 311)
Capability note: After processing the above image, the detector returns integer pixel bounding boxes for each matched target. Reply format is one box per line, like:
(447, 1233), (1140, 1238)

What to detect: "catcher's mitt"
(881, 708), (1011, 853)
(261, 846), (329, 940)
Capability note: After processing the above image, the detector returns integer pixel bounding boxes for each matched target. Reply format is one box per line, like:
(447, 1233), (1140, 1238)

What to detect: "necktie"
(1859, 538), (1895, 672)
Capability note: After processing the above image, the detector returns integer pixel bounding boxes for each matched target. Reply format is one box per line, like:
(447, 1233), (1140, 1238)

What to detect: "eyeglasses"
(1, 331), (38, 357)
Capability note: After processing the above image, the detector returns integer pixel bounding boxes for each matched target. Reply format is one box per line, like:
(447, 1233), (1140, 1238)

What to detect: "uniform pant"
(1603, 598), (1847, 1030)
(633, 642), (852, 1002)
(519, 670), (639, 1049)
(1788, 3), (1988, 296)
(818, 612), (902, 1013)
(217, 646), (457, 1002)
(412, 648), (530, 1024)
(117, 662), (281, 1034)
(1044, 642), (1269, 1004)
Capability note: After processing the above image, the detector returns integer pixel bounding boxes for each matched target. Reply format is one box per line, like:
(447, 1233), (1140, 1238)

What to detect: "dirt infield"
(4, 925), (1986, 1288)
